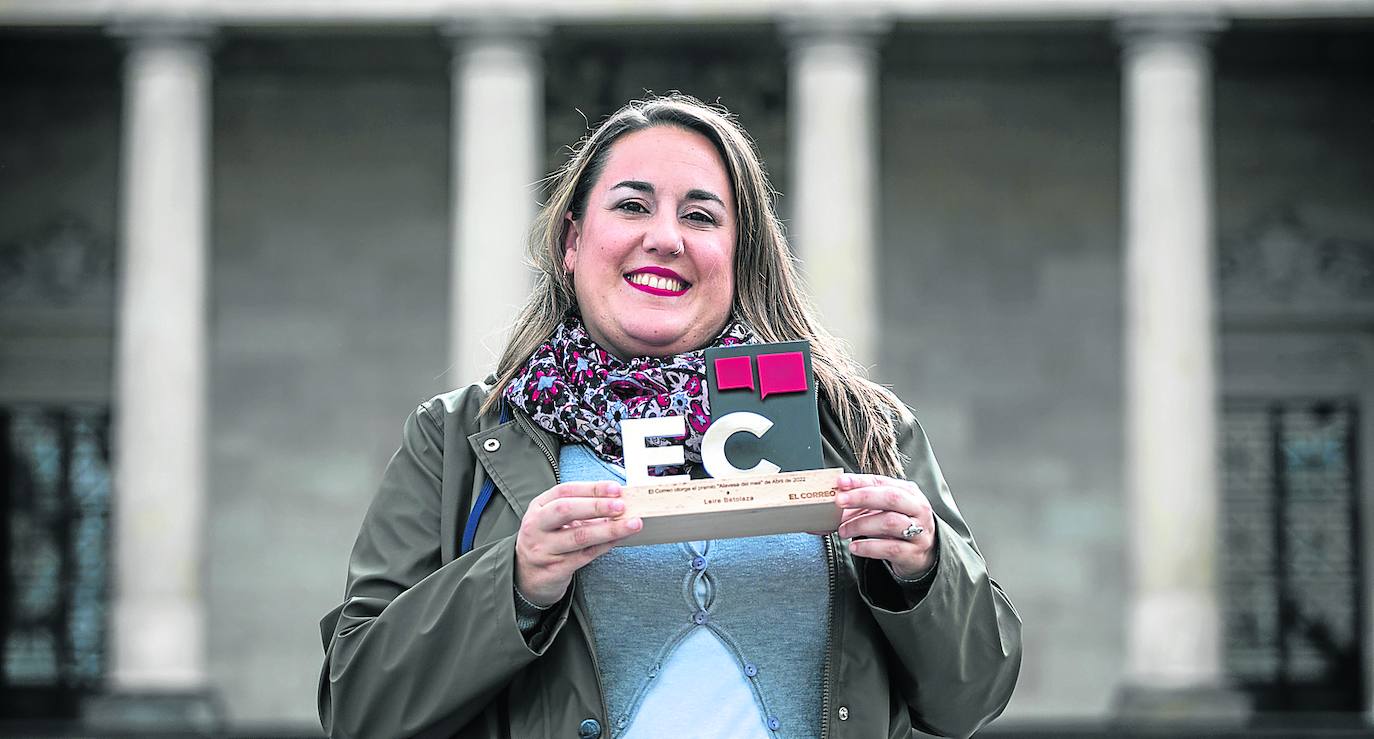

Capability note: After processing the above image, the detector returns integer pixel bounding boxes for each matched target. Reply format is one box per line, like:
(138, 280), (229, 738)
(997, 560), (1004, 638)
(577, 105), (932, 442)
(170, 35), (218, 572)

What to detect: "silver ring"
(671, 242), (684, 256)
(901, 521), (924, 540)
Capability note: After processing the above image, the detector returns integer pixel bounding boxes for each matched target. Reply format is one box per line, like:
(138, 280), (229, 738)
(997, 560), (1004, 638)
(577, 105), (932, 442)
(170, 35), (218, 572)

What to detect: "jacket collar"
(467, 403), (559, 519)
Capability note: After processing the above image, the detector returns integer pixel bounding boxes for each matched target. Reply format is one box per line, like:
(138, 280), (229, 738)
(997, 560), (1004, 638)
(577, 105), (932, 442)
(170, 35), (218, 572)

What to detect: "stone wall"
(1, 22), (1371, 730)
(878, 29), (1125, 719)
(207, 35), (450, 724)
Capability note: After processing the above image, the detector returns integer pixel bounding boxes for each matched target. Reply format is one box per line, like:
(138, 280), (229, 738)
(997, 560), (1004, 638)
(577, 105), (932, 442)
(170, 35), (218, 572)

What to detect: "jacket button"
(483, 438), (500, 452)
(578, 718), (602, 738)
(838, 706), (849, 721)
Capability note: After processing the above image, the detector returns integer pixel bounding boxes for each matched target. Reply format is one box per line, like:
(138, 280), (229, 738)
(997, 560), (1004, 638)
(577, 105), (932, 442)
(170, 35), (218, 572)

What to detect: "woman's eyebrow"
(685, 189), (724, 207)
(609, 180), (724, 207)
(610, 180), (653, 194)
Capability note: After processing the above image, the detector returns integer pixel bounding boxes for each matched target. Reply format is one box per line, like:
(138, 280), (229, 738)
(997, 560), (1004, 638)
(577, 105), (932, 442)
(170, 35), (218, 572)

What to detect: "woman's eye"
(618, 201), (649, 214)
(684, 211), (716, 224)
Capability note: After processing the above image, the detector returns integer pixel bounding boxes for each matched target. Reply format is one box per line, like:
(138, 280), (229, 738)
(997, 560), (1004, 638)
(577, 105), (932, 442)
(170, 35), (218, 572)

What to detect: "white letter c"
(701, 411), (781, 479)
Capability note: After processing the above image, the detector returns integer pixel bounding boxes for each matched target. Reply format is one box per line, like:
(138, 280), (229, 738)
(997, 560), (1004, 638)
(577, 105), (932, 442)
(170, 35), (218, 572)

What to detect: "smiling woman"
(318, 94), (1022, 739)
(562, 126), (736, 360)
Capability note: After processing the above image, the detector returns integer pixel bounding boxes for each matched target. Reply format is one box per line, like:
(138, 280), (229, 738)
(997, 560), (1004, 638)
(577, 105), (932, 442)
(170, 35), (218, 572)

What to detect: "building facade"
(1, 0), (1372, 732)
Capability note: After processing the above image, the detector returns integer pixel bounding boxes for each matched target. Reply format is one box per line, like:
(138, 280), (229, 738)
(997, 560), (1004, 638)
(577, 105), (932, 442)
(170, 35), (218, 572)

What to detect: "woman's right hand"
(514, 481), (642, 606)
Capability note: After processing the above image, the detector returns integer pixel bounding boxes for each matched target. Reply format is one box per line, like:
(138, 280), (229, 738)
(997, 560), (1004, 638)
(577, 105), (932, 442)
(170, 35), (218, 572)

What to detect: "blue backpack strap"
(460, 400), (511, 555)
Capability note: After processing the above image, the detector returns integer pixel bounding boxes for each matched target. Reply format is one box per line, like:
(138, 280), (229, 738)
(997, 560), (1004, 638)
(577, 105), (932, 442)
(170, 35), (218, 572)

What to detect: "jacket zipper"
(512, 408), (615, 732)
(821, 532), (837, 739)
(511, 408), (560, 482)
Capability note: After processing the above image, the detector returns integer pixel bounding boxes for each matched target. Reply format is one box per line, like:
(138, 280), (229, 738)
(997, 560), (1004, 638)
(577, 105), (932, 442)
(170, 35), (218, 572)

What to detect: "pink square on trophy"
(757, 351), (808, 399)
(713, 355), (754, 392)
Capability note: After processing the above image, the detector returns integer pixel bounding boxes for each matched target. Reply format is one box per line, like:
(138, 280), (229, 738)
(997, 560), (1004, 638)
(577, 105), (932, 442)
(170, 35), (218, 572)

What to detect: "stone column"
(785, 13), (888, 368)
(1118, 15), (1244, 718)
(109, 23), (212, 694)
(444, 19), (544, 383)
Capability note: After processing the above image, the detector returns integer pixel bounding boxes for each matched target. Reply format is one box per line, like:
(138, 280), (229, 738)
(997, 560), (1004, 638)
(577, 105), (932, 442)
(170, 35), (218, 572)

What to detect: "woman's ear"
(561, 212), (580, 273)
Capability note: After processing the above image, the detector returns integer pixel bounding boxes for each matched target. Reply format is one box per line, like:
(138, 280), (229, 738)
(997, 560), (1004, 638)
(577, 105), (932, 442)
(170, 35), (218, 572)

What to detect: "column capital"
(106, 16), (216, 46)
(439, 12), (549, 51)
(1115, 12), (1228, 47)
(781, 7), (892, 49)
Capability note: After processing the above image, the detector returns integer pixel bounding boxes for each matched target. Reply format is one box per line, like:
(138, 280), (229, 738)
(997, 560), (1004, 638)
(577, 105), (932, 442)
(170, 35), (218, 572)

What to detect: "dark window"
(0, 406), (111, 719)
(1222, 399), (1365, 712)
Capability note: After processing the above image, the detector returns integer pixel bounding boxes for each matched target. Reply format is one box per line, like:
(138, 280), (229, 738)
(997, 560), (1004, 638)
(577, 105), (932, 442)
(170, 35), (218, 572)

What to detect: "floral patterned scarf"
(503, 315), (754, 472)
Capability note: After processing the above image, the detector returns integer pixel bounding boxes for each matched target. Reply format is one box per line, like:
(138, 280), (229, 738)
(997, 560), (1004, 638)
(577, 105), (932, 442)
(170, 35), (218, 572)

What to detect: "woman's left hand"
(834, 473), (937, 580)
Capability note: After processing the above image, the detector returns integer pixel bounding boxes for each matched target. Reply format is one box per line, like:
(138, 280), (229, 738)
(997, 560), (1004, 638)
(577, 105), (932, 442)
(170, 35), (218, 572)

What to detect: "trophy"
(617, 341), (843, 546)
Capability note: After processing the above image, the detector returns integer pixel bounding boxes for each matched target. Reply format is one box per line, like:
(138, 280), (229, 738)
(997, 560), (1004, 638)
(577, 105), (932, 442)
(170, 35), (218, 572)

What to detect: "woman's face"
(563, 125), (737, 359)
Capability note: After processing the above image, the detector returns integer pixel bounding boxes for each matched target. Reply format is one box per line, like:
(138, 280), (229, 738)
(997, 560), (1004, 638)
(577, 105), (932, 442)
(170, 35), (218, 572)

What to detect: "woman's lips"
(625, 267), (689, 297)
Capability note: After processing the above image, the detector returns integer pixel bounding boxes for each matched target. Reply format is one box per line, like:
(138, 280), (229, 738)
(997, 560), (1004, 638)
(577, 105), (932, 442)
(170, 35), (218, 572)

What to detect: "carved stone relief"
(1219, 207), (1374, 312)
(0, 215), (113, 309)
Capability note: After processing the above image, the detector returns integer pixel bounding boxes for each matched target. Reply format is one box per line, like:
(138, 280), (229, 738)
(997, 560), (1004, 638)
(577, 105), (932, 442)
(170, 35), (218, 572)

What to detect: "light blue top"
(562, 444), (830, 739)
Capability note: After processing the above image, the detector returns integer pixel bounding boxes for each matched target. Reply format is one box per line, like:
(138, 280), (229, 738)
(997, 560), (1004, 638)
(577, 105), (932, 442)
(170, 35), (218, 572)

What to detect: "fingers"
(535, 495), (628, 531)
(838, 510), (925, 541)
(847, 536), (922, 562)
(543, 515), (643, 556)
(520, 480), (642, 559)
(516, 481), (641, 604)
(832, 474), (937, 577)
(845, 515), (937, 580)
(534, 480), (622, 507)
(527, 481), (628, 530)
(848, 531), (936, 577)
(836, 473), (891, 491)
(837, 507), (869, 525)
(833, 477), (930, 518)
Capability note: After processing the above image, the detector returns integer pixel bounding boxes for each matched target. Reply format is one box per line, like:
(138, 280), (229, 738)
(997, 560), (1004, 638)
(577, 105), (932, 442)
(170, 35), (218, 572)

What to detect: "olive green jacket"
(318, 383), (1021, 739)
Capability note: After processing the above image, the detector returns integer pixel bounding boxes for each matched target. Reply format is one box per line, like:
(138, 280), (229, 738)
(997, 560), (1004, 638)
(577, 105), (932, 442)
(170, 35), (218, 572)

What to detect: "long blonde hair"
(482, 94), (905, 477)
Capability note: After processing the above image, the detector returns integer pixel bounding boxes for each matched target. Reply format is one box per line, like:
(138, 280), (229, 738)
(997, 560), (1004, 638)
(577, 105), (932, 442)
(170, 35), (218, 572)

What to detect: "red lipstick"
(624, 266), (690, 297)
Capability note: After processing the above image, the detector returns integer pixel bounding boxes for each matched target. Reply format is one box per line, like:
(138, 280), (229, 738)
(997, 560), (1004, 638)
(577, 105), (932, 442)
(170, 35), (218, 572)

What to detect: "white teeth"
(628, 273), (685, 292)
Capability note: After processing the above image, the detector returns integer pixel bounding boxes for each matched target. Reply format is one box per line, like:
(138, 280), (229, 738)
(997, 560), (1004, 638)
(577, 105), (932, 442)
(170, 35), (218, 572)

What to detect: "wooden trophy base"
(618, 468), (843, 546)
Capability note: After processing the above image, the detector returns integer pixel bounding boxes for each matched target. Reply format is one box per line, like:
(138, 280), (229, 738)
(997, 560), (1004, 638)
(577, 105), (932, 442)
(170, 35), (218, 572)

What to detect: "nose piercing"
(671, 242), (685, 256)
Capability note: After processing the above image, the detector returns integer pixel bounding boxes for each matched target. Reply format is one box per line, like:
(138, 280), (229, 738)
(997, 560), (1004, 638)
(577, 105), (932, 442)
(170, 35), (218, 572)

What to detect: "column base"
(1113, 683), (1252, 724)
(81, 690), (221, 732)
